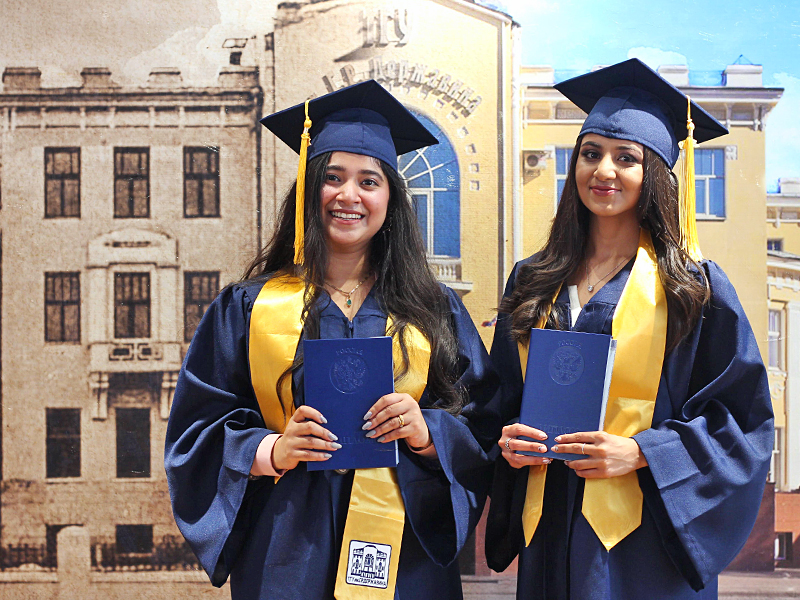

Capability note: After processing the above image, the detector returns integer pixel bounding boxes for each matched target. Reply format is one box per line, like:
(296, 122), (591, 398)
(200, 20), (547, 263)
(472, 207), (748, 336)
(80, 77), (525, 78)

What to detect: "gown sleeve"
(164, 283), (273, 586)
(397, 286), (501, 567)
(484, 261), (530, 571)
(633, 261), (774, 589)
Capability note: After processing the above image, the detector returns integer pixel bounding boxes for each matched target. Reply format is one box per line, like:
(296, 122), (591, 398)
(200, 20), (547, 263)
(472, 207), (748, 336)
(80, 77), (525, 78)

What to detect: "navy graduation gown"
(165, 278), (500, 600)
(486, 259), (773, 600)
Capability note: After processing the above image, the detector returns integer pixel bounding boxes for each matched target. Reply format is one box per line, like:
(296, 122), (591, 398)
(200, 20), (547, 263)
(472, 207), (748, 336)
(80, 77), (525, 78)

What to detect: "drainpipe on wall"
(511, 24), (522, 264)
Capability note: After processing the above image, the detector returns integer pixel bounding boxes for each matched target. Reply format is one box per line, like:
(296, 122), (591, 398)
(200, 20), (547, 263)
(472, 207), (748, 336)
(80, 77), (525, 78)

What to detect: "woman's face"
(575, 133), (644, 221)
(320, 151), (390, 256)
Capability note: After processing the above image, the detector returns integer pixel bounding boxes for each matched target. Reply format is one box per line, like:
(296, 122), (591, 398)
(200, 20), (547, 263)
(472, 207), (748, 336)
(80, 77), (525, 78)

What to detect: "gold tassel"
(679, 95), (703, 261)
(294, 100), (312, 265)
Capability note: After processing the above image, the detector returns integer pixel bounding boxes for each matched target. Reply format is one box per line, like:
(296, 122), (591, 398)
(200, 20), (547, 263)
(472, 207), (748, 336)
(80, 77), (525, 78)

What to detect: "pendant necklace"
(325, 273), (372, 308)
(585, 254), (634, 293)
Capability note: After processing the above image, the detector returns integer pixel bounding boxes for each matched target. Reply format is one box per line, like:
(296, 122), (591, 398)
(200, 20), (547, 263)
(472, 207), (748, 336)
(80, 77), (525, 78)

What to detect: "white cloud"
(122, 0), (279, 85)
(766, 72), (800, 191)
(627, 47), (687, 69)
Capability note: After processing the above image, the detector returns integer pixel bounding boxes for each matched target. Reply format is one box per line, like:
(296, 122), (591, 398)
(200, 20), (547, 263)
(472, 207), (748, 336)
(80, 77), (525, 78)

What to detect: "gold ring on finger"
(396, 414), (405, 428)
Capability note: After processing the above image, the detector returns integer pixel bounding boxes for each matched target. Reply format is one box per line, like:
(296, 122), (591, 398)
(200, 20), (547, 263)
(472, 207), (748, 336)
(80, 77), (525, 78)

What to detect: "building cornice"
(523, 85), (783, 106)
(768, 253), (800, 274)
(0, 88), (261, 108)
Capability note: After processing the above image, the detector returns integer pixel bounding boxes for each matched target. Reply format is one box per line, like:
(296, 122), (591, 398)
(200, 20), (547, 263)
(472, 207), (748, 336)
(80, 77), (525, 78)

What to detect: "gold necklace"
(325, 273), (372, 308)
(585, 254), (634, 292)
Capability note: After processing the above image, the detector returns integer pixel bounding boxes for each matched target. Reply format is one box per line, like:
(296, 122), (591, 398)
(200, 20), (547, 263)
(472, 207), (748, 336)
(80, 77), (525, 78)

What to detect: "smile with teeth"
(591, 186), (620, 196)
(331, 211), (364, 220)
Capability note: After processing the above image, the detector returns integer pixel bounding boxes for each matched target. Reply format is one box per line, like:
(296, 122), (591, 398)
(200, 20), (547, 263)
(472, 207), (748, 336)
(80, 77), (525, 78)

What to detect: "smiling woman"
(164, 80), (500, 600)
(487, 59), (773, 600)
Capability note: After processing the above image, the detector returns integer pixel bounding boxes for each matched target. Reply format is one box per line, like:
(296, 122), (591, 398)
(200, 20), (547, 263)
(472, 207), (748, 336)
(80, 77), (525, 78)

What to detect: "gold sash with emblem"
(519, 229), (668, 550)
(248, 274), (430, 599)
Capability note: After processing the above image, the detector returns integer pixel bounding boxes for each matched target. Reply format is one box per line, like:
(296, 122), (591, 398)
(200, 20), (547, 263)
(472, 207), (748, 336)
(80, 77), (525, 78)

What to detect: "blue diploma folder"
(303, 336), (398, 471)
(519, 329), (616, 460)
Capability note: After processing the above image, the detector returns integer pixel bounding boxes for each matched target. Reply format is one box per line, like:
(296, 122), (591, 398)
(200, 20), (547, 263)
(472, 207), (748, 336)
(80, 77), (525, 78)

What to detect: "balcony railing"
(767, 197), (800, 225)
(0, 544), (54, 571)
(429, 256), (473, 293)
(91, 536), (199, 572)
(89, 340), (183, 373)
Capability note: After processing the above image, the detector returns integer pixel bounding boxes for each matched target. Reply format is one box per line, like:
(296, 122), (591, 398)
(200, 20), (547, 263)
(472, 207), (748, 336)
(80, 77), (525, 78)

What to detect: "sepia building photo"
(0, 0), (796, 597)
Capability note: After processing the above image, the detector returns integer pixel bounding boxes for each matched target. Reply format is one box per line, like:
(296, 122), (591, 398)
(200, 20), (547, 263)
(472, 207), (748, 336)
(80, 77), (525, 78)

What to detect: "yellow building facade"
(766, 178), (800, 495)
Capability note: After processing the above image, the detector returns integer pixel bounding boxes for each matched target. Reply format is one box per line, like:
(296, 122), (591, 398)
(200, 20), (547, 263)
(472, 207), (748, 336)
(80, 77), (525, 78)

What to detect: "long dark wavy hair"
(501, 135), (709, 353)
(243, 152), (466, 414)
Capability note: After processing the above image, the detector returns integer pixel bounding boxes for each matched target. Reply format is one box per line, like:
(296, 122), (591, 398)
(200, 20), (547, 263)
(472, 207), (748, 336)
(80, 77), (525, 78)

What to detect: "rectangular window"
(412, 193), (431, 254)
(770, 427), (783, 486)
(768, 239), (784, 252)
(768, 309), (783, 369)
(775, 531), (793, 562)
(114, 148), (149, 218)
(46, 408), (80, 478)
(184, 272), (220, 342)
(695, 148), (725, 218)
(184, 147), (220, 217)
(116, 408), (150, 478)
(114, 273), (150, 339)
(555, 147), (573, 203)
(45, 148), (80, 218)
(116, 525), (153, 554)
(45, 272), (80, 342)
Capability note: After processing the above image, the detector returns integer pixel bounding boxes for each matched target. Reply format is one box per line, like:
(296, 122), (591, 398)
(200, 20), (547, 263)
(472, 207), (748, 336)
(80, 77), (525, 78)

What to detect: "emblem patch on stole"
(345, 540), (391, 589)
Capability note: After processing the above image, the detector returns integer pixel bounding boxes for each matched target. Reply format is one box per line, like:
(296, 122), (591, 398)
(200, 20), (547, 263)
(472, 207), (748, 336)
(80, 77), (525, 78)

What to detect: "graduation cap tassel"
(294, 100), (312, 265)
(679, 95), (703, 261)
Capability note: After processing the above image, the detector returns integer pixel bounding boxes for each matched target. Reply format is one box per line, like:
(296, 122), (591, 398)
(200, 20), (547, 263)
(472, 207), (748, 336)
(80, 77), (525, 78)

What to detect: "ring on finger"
(505, 438), (511, 451)
(396, 414), (405, 428)
(581, 443), (586, 454)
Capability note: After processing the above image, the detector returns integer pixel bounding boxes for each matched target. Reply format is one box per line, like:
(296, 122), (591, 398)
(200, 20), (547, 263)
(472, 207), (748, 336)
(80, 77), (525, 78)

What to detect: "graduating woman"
(165, 81), (499, 600)
(486, 59), (774, 599)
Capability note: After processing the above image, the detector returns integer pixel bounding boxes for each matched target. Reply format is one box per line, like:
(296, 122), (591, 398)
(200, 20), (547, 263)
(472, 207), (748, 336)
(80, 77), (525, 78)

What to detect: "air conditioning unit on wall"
(522, 149), (551, 179)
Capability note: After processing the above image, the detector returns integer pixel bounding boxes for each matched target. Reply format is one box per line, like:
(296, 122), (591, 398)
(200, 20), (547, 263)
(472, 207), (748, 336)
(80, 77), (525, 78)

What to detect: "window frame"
(114, 147), (150, 218)
(768, 239), (784, 252)
(44, 272), (81, 343)
(555, 147), (573, 206)
(183, 146), (220, 218)
(45, 408), (81, 479)
(44, 147), (81, 218)
(768, 308), (783, 370)
(115, 524), (154, 555)
(115, 407), (151, 479)
(397, 114), (460, 259)
(114, 272), (151, 339)
(694, 148), (726, 219)
(184, 271), (220, 342)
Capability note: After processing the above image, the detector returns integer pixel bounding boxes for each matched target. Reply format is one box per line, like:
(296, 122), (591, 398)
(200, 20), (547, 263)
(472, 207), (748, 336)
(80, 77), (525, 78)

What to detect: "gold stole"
(520, 229), (667, 550)
(248, 274), (431, 599)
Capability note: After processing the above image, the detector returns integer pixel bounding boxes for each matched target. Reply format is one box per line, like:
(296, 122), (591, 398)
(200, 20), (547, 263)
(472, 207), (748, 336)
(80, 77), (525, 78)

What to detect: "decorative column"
(90, 372), (109, 420)
(160, 371), (180, 419)
(785, 302), (800, 490)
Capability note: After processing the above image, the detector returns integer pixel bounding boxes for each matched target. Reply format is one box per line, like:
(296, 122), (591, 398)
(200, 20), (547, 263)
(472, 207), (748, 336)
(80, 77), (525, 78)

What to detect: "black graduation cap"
(554, 58), (728, 167)
(260, 79), (438, 171)
(259, 80), (437, 265)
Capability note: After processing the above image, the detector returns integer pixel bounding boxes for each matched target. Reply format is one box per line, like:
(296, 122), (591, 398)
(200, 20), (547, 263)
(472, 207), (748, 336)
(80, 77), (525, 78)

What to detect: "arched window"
(398, 114), (460, 258)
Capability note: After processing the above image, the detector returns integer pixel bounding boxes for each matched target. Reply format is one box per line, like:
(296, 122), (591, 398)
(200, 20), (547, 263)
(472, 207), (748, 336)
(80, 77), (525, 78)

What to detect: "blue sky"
(495, 0), (800, 191)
